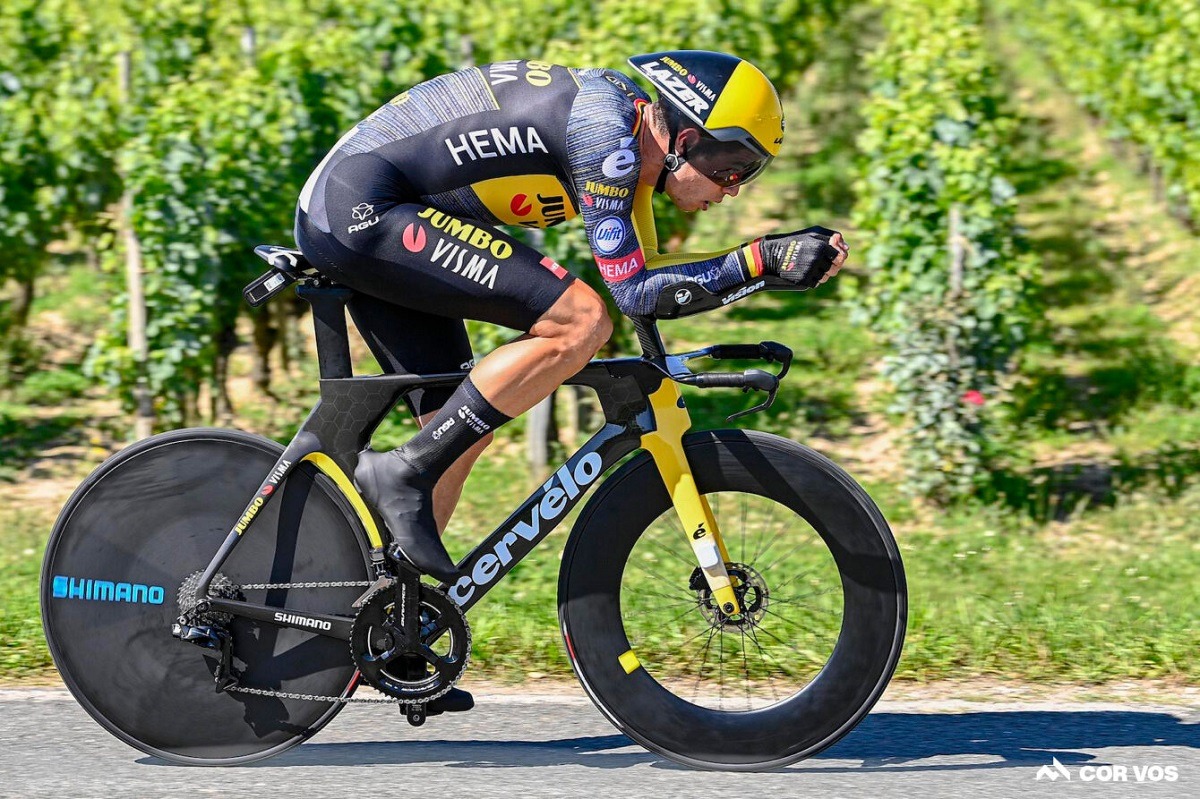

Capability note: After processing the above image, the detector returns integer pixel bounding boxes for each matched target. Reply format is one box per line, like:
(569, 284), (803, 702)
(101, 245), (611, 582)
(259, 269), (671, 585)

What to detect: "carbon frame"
(198, 354), (670, 640)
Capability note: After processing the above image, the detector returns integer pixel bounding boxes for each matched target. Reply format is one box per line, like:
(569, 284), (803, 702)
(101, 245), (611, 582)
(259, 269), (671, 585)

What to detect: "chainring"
(177, 570), (244, 626)
(350, 582), (470, 704)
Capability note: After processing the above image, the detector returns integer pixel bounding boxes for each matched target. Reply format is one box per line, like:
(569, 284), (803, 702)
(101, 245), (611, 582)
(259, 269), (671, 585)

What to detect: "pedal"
(405, 704), (427, 727)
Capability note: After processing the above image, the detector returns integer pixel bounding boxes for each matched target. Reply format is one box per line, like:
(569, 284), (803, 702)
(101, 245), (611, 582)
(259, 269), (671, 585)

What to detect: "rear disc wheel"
(41, 428), (372, 764)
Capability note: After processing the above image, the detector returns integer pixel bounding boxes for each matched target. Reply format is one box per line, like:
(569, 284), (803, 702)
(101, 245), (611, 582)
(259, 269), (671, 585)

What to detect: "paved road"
(1, 689), (1196, 798)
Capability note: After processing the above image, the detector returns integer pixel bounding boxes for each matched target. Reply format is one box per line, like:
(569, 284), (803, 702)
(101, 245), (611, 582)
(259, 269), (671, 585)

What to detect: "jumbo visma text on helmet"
(627, 50), (785, 159)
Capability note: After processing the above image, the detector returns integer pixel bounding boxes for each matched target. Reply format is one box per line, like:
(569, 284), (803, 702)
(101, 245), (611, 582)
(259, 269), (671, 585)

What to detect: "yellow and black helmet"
(628, 50), (785, 163)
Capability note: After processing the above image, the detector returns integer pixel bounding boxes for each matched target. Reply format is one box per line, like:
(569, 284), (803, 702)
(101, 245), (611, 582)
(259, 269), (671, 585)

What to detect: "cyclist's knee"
(536, 281), (612, 361)
(578, 295), (613, 354)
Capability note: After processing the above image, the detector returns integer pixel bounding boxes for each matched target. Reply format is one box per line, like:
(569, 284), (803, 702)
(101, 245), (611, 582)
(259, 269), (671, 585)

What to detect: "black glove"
(759, 225), (842, 289)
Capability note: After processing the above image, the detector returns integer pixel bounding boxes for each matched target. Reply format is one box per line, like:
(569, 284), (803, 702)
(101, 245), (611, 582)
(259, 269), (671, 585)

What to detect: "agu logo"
(348, 201), (380, 234)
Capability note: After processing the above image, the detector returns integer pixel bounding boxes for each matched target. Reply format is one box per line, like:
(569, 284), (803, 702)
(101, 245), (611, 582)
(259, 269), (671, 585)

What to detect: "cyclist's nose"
(723, 185), (741, 198)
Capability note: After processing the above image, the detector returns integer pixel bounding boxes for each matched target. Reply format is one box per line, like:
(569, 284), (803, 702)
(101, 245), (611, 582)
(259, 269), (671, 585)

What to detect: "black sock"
(398, 376), (510, 477)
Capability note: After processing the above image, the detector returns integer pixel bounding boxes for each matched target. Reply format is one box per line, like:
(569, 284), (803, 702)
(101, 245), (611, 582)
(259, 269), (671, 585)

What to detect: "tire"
(558, 429), (906, 770)
(41, 428), (373, 764)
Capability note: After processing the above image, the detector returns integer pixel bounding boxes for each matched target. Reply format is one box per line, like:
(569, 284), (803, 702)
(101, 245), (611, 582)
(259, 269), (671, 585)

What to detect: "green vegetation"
(0, 511), (52, 678)
(2, 0), (1198, 688)
(995, 0), (1200, 227)
(851, 0), (1039, 499)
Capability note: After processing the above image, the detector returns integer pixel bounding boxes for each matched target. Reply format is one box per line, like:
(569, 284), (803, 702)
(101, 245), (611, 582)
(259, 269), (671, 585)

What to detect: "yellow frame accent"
(301, 452), (385, 550)
(640, 382), (741, 614)
(630, 185), (738, 270)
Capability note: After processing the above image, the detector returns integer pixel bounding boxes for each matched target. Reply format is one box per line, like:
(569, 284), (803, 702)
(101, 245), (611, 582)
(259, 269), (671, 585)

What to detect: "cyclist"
(294, 51), (849, 706)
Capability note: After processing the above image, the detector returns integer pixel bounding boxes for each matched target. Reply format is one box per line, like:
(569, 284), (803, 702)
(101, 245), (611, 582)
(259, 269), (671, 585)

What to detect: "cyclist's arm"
(567, 76), (762, 317)
(585, 185), (767, 318)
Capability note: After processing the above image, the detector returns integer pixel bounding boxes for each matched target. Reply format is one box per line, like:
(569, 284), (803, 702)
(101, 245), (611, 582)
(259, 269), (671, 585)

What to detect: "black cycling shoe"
(426, 686), (475, 716)
(400, 656), (474, 715)
(354, 449), (458, 581)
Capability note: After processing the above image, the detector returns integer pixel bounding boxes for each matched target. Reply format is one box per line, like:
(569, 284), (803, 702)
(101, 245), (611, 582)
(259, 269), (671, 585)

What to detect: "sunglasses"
(684, 139), (771, 188)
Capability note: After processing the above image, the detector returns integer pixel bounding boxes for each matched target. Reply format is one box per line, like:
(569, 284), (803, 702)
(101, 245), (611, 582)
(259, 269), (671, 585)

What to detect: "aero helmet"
(628, 50), (784, 189)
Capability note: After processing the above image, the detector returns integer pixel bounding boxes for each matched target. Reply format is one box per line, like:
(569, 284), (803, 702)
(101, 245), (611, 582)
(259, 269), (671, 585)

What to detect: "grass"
(0, 403), (96, 483)
(0, 510), (53, 679)
(4, 11), (1199, 689)
(901, 491), (1200, 682)
(10, 447), (1198, 684)
(990, 9), (1200, 470)
(28, 255), (110, 332)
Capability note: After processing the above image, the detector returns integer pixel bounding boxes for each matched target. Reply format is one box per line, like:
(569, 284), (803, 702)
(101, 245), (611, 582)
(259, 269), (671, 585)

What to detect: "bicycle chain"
(238, 580), (372, 590)
(222, 579), (389, 704)
(224, 683), (397, 704)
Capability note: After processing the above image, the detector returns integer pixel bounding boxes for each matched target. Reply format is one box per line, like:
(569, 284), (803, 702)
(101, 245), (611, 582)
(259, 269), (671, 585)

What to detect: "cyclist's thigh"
(347, 294), (473, 417)
(301, 155), (575, 332)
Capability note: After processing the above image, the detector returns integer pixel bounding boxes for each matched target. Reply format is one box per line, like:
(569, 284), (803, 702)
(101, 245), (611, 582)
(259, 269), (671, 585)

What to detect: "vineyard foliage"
(995, 0), (1200, 225)
(850, 0), (1039, 499)
(7, 0), (1193, 501)
(0, 0), (845, 419)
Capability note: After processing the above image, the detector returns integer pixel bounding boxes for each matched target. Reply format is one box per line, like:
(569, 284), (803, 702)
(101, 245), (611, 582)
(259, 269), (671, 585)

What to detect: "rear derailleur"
(171, 571), (242, 691)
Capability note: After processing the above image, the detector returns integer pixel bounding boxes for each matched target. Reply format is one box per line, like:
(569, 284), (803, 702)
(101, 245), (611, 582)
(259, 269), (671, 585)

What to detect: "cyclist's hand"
(760, 226), (850, 289)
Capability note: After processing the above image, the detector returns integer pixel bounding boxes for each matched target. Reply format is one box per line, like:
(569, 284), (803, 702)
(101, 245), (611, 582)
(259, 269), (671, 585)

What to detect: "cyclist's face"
(664, 129), (747, 212)
(667, 163), (741, 212)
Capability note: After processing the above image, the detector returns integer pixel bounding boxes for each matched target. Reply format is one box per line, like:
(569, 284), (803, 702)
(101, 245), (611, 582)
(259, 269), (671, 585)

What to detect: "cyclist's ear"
(675, 127), (703, 153)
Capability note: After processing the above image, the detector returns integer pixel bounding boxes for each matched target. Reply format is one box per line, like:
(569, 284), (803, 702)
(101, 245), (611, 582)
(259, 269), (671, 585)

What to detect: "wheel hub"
(691, 563), (769, 628)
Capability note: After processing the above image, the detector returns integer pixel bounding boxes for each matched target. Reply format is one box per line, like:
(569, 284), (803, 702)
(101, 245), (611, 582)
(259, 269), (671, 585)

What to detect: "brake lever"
(667, 341), (793, 422)
(727, 369), (779, 422)
(727, 343), (789, 422)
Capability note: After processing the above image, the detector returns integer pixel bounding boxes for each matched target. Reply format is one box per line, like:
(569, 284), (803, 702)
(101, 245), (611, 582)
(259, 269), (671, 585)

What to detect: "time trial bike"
(41, 244), (906, 770)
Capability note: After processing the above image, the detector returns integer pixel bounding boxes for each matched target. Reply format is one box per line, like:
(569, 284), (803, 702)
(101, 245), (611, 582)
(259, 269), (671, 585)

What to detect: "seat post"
(297, 282), (355, 379)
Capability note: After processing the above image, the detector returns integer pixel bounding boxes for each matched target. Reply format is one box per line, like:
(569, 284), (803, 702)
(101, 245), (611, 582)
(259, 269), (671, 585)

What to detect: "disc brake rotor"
(692, 563), (770, 628)
(350, 583), (470, 704)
